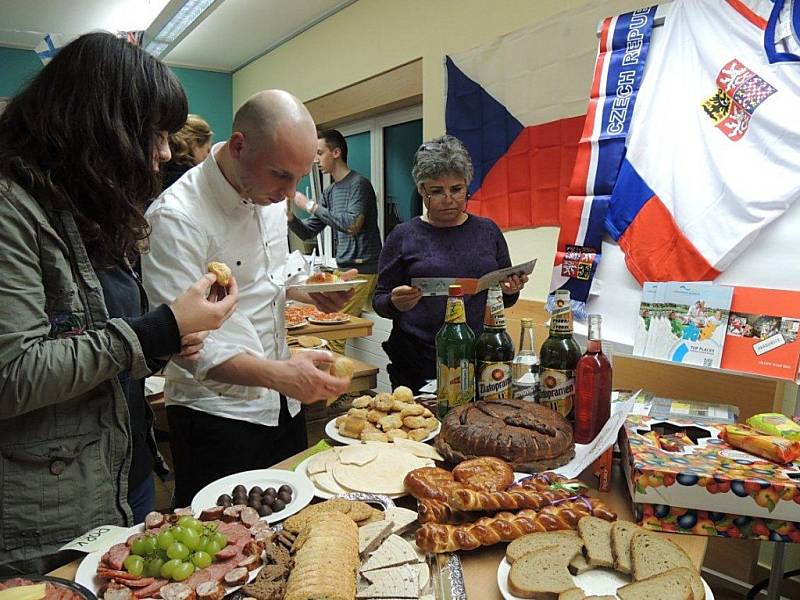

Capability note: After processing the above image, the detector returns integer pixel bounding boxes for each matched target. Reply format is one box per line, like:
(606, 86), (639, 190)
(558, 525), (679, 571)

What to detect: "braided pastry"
(404, 466), (466, 501)
(417, 498), (476, 524)
(451, 456), (514, 492)
(447, 486), (579, 512)
(415, 497), (617, 553)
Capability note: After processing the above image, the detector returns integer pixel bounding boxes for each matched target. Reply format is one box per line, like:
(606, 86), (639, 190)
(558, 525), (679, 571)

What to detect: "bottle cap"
(448, 284), (463, 297)
(520, 318), (536, 326)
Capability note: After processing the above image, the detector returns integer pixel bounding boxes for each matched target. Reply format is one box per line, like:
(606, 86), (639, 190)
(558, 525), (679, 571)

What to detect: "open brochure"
(411, 259), (536, 296)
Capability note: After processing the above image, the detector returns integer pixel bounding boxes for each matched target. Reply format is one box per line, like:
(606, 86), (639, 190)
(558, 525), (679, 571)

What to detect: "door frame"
(336, 105), (422, 241)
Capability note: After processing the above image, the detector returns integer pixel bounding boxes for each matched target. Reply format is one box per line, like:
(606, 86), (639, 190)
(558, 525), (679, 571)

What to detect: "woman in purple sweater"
(373, 135), (528, 392)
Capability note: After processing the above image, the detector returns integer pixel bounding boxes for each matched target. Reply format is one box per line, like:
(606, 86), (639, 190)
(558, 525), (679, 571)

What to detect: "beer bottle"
(475, 286), (514, 400)
(539, 289), (581, 421)
(512, 318), (540, 402)
(436, 284), (475, 418)
(574, 314), (612, 443)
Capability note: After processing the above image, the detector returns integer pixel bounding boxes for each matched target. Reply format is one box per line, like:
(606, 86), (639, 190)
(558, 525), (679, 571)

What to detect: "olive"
(272, 498), (286, 512)
(257, 504), (272, 517)
(248, 496), (262, 509)
(278, 484), (292, 495)
(265, 487), (277, 497)
(232, 495), (248, 506)
(232, 484), (247, 495)
(249, 486), (263, 496)
(278, 490), (291, 504)
(217, 493), (233, 507)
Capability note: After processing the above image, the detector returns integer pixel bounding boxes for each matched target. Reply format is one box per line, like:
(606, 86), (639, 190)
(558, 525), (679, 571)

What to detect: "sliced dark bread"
(506, 531), (582, 564)
(611, 521), (643, 574)
(630, 533), (704, 600)
(617, 566), (696, 600)
(508, 543), (581, 599)
(577, 516), (614, 568)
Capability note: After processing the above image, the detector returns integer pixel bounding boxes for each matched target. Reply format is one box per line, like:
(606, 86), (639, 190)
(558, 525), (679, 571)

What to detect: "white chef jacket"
(142, 143), (301, 425)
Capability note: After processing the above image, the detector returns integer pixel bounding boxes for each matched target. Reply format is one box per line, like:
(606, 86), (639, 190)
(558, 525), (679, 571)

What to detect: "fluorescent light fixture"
(144, 0), (221, 58)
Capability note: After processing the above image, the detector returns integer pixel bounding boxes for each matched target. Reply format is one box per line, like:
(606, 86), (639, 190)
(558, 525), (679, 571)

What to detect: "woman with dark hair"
(0, 32), (238, 574)
(162, 113), (213, 189)
(373, 135), (528, 392)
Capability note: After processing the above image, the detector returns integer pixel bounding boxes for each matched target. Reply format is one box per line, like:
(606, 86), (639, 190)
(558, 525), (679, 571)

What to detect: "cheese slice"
(356, 563), (419, 598)
(359, 519), (395, 556)
(361, 534), (418, 572)
(362, 562), (429, 591)
(383, 507), (418, 535)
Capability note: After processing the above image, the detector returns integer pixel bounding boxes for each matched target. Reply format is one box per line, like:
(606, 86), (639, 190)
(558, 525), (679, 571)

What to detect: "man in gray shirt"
(289, 129), (382, 352)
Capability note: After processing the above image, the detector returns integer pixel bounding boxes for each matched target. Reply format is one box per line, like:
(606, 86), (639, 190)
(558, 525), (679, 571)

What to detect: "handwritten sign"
(59, 525), (129, 554)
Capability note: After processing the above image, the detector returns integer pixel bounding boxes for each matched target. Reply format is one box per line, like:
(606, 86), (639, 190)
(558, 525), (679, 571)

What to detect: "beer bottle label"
(437, 359), (475, 407)
(477, 361), (512, 400)
(550, 295), (573, 334)
(444, 298), (467, 323)
(538, 368), (575, 418)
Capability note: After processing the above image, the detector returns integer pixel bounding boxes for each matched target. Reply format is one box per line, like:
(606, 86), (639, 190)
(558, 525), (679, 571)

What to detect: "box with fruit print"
(620, 415), (800, 540)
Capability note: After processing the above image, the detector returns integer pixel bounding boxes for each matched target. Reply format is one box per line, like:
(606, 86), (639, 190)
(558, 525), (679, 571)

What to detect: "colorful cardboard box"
(620, 415), (800, 541)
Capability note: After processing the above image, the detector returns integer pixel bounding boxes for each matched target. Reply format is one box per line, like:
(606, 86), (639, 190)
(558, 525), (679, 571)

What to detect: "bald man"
(142, 90), (351, 507)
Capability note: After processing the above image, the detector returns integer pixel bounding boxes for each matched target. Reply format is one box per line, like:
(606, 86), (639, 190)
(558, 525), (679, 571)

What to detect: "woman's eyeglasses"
(422, 183), (468, 202)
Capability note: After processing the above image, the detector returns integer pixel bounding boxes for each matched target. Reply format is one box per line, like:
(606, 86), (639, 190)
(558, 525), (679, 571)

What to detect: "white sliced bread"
(577, 516), (614, 568)
(508, 543), (581, 599)
(617, 566), (696, 600)
(568, 552), (592, 575)
(611, 520), (643, 574)
(506, 530), (582, 564)
(630, 533), (704, 600)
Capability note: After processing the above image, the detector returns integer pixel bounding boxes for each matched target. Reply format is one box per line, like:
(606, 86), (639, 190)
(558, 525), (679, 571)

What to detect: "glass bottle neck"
(444, 297), (467, 324)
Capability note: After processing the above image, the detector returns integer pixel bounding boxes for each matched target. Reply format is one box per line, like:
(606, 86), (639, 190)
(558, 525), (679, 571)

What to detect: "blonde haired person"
(163, 113), (213, 189)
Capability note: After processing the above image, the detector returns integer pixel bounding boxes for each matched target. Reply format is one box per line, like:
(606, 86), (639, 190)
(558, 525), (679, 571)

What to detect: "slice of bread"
(568, 552), (592, 575)
(617, 566), (696, 600)
(577, 516), (614, 568)
(611, 521), (642, 574)
(630, 533), (704, 600)
(508, 543), (581, 599)
(558, 589), (586, 600)
(506, 530), (582, 564)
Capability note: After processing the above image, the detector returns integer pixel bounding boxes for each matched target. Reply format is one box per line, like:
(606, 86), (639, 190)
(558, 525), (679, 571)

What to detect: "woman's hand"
(391, 285), (423, 312)
(177, 331), (209, 362)
(501, 273), (529, 295)
(170, 273), (239, 335)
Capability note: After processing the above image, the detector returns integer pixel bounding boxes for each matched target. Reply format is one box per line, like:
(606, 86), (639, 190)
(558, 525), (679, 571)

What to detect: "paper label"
(753, 333), (786, 356)
(59, 524), (129, 553)
(437, 360), (475, 408)
(477, 361), (512, 400)
(538, 368), (575, 418)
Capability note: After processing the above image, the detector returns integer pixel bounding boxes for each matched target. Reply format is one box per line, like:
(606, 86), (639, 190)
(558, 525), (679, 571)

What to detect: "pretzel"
(404, 466), (466, 502)
(415, 497), (617, 553)
(452, 456), (514, 492)
(447, 486), (580, 512)
(417, 498), (476, 524)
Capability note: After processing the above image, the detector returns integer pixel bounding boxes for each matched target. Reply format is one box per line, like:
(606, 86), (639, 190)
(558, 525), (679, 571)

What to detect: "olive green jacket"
(0, 180), (149, 573)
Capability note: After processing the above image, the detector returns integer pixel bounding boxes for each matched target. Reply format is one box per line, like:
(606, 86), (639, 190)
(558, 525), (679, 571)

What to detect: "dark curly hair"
(0, 32), (188, 266)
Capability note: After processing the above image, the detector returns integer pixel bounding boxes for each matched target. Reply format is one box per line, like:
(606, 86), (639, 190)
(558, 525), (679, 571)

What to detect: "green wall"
(0, 46), (232, 140)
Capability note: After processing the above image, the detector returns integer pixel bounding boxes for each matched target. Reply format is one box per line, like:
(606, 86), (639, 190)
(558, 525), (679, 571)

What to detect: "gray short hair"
(411, 135), (474, 186)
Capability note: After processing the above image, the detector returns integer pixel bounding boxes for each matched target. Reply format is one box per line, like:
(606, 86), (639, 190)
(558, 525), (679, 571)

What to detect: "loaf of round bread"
(434, 399), (575, 472)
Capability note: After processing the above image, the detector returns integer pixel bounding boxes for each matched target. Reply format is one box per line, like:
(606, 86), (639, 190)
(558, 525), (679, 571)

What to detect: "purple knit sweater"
(373, 215), (519, 352)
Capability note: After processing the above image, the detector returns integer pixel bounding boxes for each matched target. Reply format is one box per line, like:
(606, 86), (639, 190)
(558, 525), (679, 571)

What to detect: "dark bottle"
(539, 289), (581, 421)
(436, 284), (475, 418)
(574, 314), (612, 443)
(475, 286), (514, 400)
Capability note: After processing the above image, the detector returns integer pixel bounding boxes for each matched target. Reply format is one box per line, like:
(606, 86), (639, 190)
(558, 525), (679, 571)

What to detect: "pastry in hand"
(326, 356), (354, 407)
(207, 261), (231, 286)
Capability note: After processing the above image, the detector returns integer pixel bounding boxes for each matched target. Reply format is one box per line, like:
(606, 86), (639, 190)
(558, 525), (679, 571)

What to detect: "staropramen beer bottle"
(436, 284), (475, 418)
(539, 289), (581, 422)
(475, 286), (513, 400)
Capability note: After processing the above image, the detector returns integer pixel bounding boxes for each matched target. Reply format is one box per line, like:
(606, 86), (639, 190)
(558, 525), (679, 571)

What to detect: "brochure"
(411, 259), (537, 296)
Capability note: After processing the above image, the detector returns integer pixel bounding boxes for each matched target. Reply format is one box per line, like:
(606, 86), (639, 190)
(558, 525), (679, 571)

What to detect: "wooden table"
(49, 458), (707, 598)
(288, 315), (373, 340)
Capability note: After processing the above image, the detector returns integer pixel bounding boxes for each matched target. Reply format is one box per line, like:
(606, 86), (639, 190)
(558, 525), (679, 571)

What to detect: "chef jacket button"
(236, 260), (242, 266)
(50, 460), (66, 475)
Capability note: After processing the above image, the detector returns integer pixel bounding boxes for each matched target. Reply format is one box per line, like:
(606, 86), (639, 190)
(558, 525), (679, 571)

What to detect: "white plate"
(294, 452), (406, 500)
(286, 321), (307, 329)
(75, 525), (261, 599)
(496, 557), (714, 600)
(190, 468), (314, 524)
(324, 417), (440, 445)
(287, 279), (368, 293)
(306, 315), (352, 325)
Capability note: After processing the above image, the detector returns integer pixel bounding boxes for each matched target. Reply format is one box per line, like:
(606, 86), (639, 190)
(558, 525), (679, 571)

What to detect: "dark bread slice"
(611, 520), (643, 574)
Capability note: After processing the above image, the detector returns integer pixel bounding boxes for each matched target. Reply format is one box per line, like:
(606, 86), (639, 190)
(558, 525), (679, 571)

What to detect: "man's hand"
(501, 273), (529, 295)
(292, 191), (314, 213)
(390, 285), (422, 312)
(279, 350), (350, 404)
(307, 268), (358, 313)
(177, 331), (209, 362)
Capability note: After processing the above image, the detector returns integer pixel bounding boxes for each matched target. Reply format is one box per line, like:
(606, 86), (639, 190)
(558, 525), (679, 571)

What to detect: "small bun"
(207, 261), (231, 286)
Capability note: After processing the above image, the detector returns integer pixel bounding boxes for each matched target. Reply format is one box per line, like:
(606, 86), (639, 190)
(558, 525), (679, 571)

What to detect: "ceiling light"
(144, 0), (221, 58)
